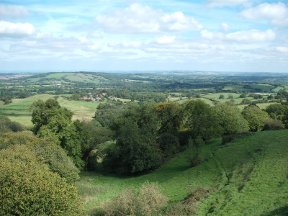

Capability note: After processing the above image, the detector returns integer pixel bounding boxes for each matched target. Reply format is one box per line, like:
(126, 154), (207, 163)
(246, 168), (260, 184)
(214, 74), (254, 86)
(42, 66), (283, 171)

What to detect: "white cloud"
(0, 20), (35, 37)
(96, 3), (202, 33)
(160, 11), (202, 31)
(276, 46), (288, 53)
(156, 35), (176, 44)
(201, 29), (275, 42)
(226, 29), (275, 42)
(0, 4), (28, 17)
(201, 29), (224, 40)
(221, 23), (230, 32)
(242, 2), (288, 25)
(208, 0), (249, 7)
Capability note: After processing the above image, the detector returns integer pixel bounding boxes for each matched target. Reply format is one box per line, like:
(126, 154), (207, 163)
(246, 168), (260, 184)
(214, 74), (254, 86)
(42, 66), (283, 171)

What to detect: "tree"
(94, 101), (126, 128)
(31, 99), (83, 168)
(0, 145), (82, 215)
(74, 120), (114, 169)
(242, 105), (270, 132)
(155, 102), (182, 135)
(265, 103), (288, 121)
(104, 104), (162, 174)
(214, 103), (249, 135)
(158, 133), (180, 158)
(31, 98), (72, 134)
(182, 100), (220, 141)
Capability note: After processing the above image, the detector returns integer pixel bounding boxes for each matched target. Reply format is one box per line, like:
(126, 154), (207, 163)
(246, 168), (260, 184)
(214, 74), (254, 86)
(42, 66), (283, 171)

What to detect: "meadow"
(78, 130), (288, 215)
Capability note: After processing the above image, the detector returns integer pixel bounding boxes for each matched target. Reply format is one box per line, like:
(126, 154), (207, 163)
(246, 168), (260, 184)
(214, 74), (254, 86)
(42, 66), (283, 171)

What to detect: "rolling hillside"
(78, 130), (288, 215)
(0, 94), (99, 127)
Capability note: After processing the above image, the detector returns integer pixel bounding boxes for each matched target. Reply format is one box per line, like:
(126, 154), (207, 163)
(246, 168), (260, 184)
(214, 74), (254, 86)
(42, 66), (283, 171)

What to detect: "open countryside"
(1, 0), (288, 215)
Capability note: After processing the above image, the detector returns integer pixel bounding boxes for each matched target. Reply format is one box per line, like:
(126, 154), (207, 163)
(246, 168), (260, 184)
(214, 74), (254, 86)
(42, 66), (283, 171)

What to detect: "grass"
(238, 102), (278, 110)
(0, 94), (99, 127)
(78, 130), (288, 215)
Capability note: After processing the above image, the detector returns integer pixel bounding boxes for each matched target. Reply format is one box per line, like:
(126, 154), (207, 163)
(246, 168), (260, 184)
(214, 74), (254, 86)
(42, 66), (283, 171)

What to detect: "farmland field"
(0, 94), (99, 127)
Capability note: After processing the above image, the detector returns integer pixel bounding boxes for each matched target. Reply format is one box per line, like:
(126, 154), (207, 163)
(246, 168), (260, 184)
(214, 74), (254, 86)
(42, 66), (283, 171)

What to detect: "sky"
(0, 0), (288, 73)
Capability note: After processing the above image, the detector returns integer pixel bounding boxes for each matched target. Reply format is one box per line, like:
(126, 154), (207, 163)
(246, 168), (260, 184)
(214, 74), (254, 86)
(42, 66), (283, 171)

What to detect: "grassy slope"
(78, 130), (288, 215)
(0, 94), (99, 127)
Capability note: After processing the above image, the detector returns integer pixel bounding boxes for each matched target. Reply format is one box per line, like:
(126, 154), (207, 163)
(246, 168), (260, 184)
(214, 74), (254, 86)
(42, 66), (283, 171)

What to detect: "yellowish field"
(0, 94), (99, 127)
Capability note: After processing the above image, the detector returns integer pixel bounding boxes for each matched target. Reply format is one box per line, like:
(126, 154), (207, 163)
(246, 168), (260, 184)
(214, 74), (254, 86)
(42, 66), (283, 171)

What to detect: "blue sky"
(0, 0), (287, 72)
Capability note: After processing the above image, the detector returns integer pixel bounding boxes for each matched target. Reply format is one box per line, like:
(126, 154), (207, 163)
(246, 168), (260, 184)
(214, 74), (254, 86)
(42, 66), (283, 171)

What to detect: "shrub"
(103, 182), (167, 216)
(0, 132), (79, 182)
(263, 119), (284, 131)
(162, 188), (211, 216)
(0, 117), (24, 134)
(242, 105), (270, 132)
(0, 145), (82, 215)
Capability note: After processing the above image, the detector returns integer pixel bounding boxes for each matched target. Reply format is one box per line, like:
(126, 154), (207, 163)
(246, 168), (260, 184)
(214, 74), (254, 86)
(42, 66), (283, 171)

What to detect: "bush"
(263, 119), (284, 131)
(242, 105), (270, 132)
(0, 117), (24, 134)
(0, 132), (79, 182)
(103, 182), (167, 216)
(0, 145), (82, 215)
(162, 188), (211, 216)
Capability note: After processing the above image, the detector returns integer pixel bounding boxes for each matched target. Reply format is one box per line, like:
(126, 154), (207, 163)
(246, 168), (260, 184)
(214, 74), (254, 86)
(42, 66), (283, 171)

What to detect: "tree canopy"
(0, 145), (82, 216)
(214, 102), (249, 135)
(242, 105), (270, 132)
(31, 99), (83, 168)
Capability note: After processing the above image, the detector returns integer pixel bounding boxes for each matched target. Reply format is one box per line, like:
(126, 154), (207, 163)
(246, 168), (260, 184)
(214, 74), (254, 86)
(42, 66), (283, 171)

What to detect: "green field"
(78, 130), (288, 215)
(0, 94), (99, 127)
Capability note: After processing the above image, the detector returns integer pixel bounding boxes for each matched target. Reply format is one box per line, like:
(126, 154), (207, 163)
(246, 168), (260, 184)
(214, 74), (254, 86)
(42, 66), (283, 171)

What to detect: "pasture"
(0, 94), (99, 127)
(78, 130), (288, 215)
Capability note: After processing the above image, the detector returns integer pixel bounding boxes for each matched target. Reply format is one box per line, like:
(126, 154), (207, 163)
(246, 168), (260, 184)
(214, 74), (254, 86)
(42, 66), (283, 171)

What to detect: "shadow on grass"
(261, 206), (288, 216)
(0, 113), (30, 117)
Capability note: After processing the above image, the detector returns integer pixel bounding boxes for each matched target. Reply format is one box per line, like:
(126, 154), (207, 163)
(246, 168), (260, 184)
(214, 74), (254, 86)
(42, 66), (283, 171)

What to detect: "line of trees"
(27, 98), (288, 175)
(1, 97), (288, 215)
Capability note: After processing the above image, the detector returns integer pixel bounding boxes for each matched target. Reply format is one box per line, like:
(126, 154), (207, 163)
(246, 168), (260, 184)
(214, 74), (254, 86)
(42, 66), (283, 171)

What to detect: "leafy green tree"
(74, 120), (114, 169)
(242, 105), (270, 132)
(94, 101), (126, 128)
(182, 100), (221, 141)
(105, 104), (162, 174)
(158, 133), (180, 157)
(0, 145), (82, 216)
(31, 99), (72, 134)
(214, 103), (249, 135)
(31, 99), (83, 168)
(265, 104), (288, 121)
(155, 102), (182, 135)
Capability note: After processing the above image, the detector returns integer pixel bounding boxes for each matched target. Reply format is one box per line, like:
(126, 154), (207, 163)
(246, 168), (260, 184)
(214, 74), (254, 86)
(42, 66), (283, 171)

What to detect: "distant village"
(80, 92), (114, 102)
